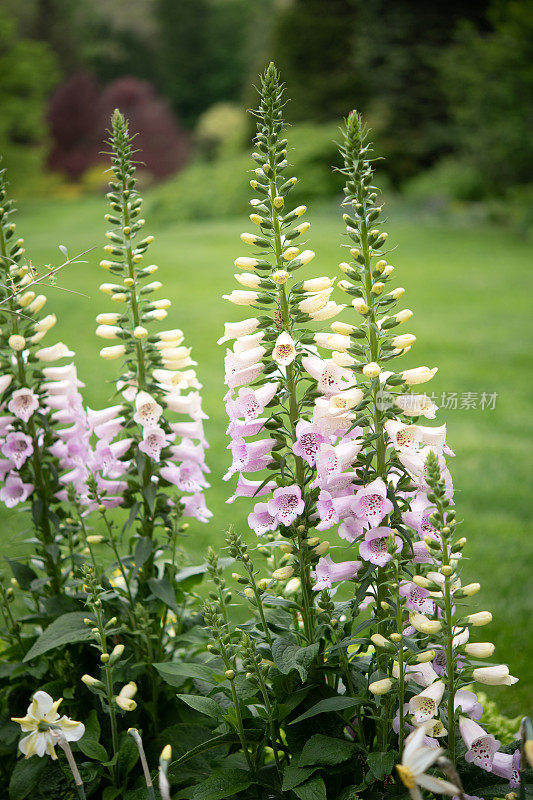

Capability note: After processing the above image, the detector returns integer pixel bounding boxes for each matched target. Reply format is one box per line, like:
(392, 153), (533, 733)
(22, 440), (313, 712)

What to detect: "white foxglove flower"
(11, 691), (84, 759)
(36, 342), (75, 362)
(133, 391), (163, 428)
(217, 318), (260, 344)
(397, 725), (459, 799)
(223, 290), (260, 306)
(472, 665), (518, 686)
(401, 366), (438, 385)
(273, 332), (297, 366)
(308, 301), (345, 321)
(409, 680), (445, 724)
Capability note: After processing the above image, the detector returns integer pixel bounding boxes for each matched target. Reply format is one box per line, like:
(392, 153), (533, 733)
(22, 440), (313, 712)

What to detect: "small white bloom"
(302, 277), (332, 292)
(100, 345), (126, 360)
(223, 290), (260, 306)
(309, 301), (345, 321)
(11, 691), (84, 760)
(397, 725), (459, 799)
(36, 342), (75, 362)
(96, 325), (122, 339)
(472, 665), (518, 686)
(401, 366), (438, 385)
(409, 680), (445, 724)
(235, 272), (262, 289)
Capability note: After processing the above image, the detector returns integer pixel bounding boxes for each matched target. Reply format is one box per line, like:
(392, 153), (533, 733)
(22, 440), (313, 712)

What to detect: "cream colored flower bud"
(28, 295), (47, 313)
(392, 334), (416, 349)
(302, 277), (333, 292)
(144, 309), (168, 321)
(82, 674), (102, 688)
(298, 292), (329, 314)
(8, 334), (25, 351)
(375, 260), (387, 273)
(331, 321), (355, 335)
(371, 282), (385, 295)
(86, 535), (104, 544)
(369, 678), (393, 695)
(409, 612), (442, 634)
(235, 272), (261, 289)
(272, 566), (294, 581)
(123, 278), (134, 287)
(250, 214), (263, 225)
(314, 541), (330, 556)
(332, 351), (356, 367)
(240, 232), (258, 245)
(151, 299), (172, 309)
(133, 326), (148, 339)
(96, 325), (122, 339)
(465, 642), (494, 658)
(100, 345), (126, 360)
(328, 387), (363, 415)
(395, 309), (413, 323)
(352, 298), (369, 314)
(401, 366), (438, 385)
(272, 269), (289, 285)
(244, 587), (255, 599)
(18, 291), (36, 308)
(234, 257), (259, 270)
(472, 665), (518, 686)
(295, 222), (310, 234)
(161, 745), (172, 762)
(285, 577), (301, 595)
(465, 611), (492, 626)
(461, 582), (481, 596)
(119, 682), (137, 700)
(283, 246), (300, 261)
(111, 292), (127, 303)
(116, 696), (137, 711)
(99, 283), (121, 295)
(383, 265), (394, 276)
(293, 205), (306, 217)
(389, 287), (405, 299)
(223, 290), (260, 306)
(363, 362), (381, 378)
(371, 634), (390, 648)
(338, 261), (353, 274)
(416, 650), (436, 663)
(100, 260), (113, 270)
(96, 312), (120, 324)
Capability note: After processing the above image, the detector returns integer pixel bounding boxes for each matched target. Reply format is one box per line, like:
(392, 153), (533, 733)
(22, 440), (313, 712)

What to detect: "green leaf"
(9, 757), (47, 800)
(189, 768), (253, 800)
(23, 612), (95, 661)
(282, 764), (317, 791)
(147, 577), (178, 612)
(78, 737), (109, 762)
(293, 776), (327, 800)
(367, 751), (395, 780)
(7, 560), (37, 591)
(169, 732), (239, 768)
(290, 695), (362, 725)
(299, 734), (357, 767)
(134, 537), (153, 568)
(271, 638), (319, 680)
(154, 661), (217, 686)
(102, 789), (122, 800)
(176, 694), (224, 720)
(117, 733), (138, 779)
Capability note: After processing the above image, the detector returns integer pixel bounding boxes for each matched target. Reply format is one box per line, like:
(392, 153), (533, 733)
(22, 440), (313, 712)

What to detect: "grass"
(1, 191), (531, 715)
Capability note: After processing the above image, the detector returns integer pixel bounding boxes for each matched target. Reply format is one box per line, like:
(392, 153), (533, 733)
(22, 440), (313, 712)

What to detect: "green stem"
(94, 606), (119, 784)
(394, 567), (406, 755)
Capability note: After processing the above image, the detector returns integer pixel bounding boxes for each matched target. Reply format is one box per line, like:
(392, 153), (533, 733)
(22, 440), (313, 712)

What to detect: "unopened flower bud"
(465, 642), (494, 658)
(225, 669), (235, 680)
(272, 566), (294, 581)
(86, 535), (104, 544)
(352, 298), (369, 314)
(8, 334), (25, 351)
(133, 326), (148, 339)
(465, 611), (492, 626)
(272, 269), (289, 285)
(363, 362), (381, 378)
(369, 678), (393, 695)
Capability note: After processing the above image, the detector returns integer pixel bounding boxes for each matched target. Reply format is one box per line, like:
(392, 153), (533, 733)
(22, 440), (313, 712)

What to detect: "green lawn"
(2, 192), (531, 715)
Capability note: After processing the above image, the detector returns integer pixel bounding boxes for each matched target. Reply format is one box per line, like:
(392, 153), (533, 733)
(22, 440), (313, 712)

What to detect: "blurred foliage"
(149, 121), (344, 222)
(1, 0), (532, 215)
(441, 1), (533, 194)
(0, 8), (58, 146)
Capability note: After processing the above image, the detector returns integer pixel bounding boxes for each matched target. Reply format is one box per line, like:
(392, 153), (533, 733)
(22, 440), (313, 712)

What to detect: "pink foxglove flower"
(133, 390), (163, 428)
(491, 750), (520, 789)
(292, 420), (328, 466)
(399, 581), (435, 615)
(1, 432), (33, 469)
(409, 680), (445, 724)
(139, 426), (173, 462)
(359, 527), (402, 566)
(0, 474), (34, 508)
(352, 478), (393, 526)
(248, 502), (278, 536)
(312, 554), (362, 591)
(267, 485), (305, 527)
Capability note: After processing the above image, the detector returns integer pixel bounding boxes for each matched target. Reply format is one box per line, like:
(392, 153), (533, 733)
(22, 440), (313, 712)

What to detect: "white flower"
(100, 344), (126, 360)
(273, 332), (297, 366)
(133, 391), (163, 428)
(308, 301), (345, 321)
(36, 342), (75, 362)
(397, 725), (459, 799)
(11, 691), (84, 760)
(472, 665), (518, 686)
(409, 680), (445, 724)
(222, 290), (260, 306)
(8, 388), (39, 423)
(217, 318), (260, 344)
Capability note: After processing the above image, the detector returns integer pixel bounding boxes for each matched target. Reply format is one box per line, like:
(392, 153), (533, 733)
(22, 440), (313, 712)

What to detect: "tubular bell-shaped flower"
(95, 110), (211, 553)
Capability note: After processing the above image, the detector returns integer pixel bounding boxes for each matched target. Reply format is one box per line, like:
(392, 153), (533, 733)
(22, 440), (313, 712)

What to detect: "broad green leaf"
(9, 757), (47, 800)
(147, 577), (178, 612)
(23, 612), (95, 662)
(299, 734), (357, 767)
(290, 695), (362, 725)
(293, 776), (327, 800)
(176, 693), (224, 719)
(189, 768), (253, 800)
(153, 661), (218, 686)
(271, 638), (319, 680)
(367, 751), (395, 780)
(117, 733), (138, 779)
(134, 537), (153, 568)
(282, 764), (316, 791)
(78, 737), (109, 762)
(7, 560), (37, 591)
